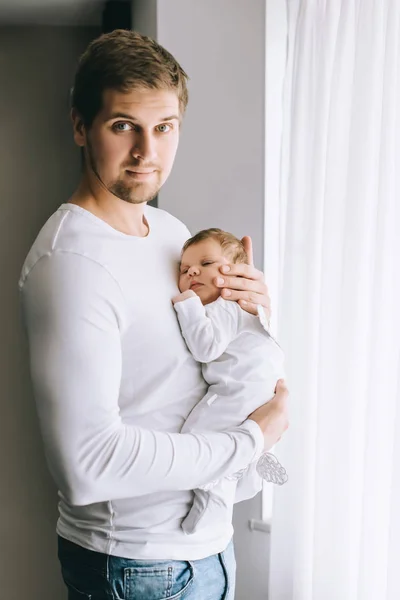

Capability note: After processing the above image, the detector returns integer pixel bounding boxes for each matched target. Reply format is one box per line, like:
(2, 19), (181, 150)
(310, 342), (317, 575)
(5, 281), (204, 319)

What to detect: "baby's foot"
(256, 452), (288, 485)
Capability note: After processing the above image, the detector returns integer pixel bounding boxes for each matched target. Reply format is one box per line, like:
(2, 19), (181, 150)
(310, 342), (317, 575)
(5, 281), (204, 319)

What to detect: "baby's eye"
(180, 268), (188, 275)
(202, 261), (214, 266)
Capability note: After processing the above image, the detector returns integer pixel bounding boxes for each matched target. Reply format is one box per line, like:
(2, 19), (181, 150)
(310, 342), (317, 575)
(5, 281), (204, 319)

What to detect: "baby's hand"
(172, 289), (197, 305)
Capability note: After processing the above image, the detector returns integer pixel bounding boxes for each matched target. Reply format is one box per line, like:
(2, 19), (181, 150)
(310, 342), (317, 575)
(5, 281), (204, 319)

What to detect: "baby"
(172, 228), (287, 535)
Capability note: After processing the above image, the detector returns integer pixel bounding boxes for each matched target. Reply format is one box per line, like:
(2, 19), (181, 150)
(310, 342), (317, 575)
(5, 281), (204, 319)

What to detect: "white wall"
(0, 25), (99, 600)
(142, 2), (270, 598)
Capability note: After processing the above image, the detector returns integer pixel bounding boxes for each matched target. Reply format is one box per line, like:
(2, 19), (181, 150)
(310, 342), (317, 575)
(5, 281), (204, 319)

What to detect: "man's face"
(179, 239), (231, 305)
(76, 87), (181, 204)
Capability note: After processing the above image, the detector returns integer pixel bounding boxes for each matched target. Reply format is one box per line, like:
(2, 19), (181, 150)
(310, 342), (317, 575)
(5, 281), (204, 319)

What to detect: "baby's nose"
(188, 266), (200, 276)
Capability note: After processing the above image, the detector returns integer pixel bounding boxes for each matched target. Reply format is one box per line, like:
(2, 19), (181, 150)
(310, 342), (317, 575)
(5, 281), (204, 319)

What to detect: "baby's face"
(179, 238), (230, 305)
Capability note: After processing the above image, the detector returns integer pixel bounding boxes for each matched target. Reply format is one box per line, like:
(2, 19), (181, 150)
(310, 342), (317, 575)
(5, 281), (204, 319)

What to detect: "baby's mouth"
(190, 282), (204, 290)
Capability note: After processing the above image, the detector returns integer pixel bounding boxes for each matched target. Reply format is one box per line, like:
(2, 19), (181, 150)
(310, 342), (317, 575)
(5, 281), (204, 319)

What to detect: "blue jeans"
(58, 536), (236, 600)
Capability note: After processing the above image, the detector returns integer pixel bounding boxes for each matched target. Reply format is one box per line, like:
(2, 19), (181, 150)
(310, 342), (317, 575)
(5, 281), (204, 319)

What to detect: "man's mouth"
(126, 170), (155, 181)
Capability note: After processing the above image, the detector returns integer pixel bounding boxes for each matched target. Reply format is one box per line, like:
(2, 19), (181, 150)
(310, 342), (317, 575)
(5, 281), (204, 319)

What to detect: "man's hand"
(172, 289), (197, 305)
(214, 236), (271, 319)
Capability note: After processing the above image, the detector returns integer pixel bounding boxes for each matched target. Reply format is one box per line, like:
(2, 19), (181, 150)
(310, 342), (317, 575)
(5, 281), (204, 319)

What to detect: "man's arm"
(20, 252), (264, 506)
(173, 292), (241, 362)
(234, 462), (263, 503)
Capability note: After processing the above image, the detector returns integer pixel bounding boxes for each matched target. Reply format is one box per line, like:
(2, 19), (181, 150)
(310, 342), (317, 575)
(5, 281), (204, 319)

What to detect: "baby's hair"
(182, 228), (248, 264)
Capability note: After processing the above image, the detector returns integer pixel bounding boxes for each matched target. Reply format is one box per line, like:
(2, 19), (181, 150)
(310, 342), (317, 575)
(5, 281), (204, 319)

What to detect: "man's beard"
(108, 177), (159, 205)
(86, 140), (161, 205)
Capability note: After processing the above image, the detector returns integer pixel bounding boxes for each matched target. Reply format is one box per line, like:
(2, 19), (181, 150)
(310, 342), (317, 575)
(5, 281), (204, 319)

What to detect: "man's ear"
(71, 108), (86, 147)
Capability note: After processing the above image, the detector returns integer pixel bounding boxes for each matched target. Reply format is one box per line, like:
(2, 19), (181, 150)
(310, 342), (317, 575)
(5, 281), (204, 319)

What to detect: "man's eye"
(157, 124), (172, 133)
(113, 122), (133, 132)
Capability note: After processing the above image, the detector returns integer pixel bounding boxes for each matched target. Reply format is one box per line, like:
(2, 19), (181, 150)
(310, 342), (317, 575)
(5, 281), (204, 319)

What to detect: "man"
(19, 30), (288, 599)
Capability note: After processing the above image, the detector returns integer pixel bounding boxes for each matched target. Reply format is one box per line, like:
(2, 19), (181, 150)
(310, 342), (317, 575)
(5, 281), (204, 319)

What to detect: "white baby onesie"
(174, 295), (285, 534)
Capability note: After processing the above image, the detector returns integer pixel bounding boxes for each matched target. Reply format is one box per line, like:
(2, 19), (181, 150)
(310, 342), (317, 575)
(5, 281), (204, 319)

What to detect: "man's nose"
(131, 132), (157, 162)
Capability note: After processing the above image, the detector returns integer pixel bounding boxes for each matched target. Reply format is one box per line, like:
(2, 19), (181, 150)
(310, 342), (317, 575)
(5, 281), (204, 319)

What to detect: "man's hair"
(182, 228), (249, 264)
(71, 29), (189, 128)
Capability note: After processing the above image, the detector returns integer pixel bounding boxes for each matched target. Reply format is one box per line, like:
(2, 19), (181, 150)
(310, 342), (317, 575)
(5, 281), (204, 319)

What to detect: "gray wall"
(132, 0), (157, 39)
(0, 6), (270, 598)
(157, 0), (265, 269)
(154, 2), (270, 599)
(0, 26), (99, 599)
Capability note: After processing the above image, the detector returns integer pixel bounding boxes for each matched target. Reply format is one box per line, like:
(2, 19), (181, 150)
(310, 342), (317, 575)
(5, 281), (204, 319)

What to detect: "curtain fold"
(267, 2), (400, 598)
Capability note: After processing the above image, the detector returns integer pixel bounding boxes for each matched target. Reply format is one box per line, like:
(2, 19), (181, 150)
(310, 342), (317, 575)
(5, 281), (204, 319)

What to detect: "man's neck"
(69, 176), (149, 238)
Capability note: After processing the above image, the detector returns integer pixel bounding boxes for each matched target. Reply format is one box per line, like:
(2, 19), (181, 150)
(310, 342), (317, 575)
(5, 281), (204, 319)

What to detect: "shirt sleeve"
(234, 462), (263, 503)
(19, 251), (264, 507)
(173, 296), (241, 362)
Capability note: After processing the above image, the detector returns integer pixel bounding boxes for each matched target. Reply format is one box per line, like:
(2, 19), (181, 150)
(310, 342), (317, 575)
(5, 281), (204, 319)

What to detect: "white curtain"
(265, 1), (400, 599)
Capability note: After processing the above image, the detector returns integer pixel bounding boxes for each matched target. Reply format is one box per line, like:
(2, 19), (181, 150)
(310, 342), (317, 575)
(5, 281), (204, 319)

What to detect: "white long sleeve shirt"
(175, 295), (285, 434)
(18, 203), (264, 560)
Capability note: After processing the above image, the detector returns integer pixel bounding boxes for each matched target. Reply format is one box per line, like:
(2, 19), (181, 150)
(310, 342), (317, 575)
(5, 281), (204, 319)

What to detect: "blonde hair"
(182, 228), (248, 264)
